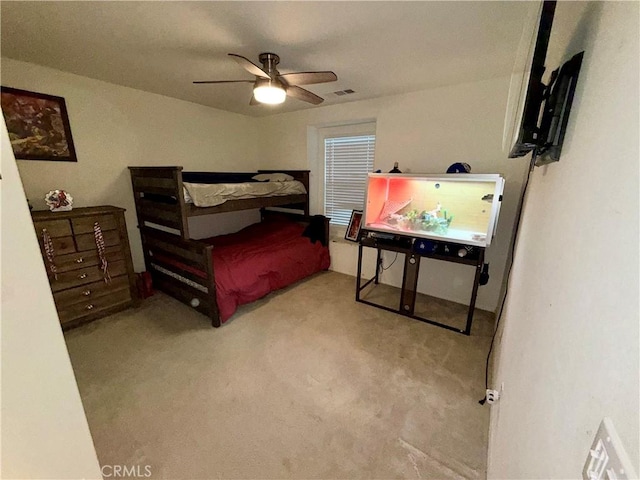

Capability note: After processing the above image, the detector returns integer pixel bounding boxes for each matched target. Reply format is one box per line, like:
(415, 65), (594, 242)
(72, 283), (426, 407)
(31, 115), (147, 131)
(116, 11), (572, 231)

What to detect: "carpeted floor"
(65, 271), (494, 479)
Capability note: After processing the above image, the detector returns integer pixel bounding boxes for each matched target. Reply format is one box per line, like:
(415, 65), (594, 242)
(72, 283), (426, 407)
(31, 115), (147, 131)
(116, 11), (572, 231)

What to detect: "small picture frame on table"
(345, 210), (363, 242)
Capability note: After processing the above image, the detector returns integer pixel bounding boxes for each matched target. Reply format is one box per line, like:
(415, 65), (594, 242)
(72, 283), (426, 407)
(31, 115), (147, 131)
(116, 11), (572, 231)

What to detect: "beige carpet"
(65, 271), (494, 479)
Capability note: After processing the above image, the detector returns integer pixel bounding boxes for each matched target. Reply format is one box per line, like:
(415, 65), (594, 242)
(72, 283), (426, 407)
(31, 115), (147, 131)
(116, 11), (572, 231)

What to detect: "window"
(323, 131), (376, 226)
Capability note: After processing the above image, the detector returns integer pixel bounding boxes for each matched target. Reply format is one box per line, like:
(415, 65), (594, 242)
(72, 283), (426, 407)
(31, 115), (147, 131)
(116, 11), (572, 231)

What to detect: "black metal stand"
(356, 232), (485, 335)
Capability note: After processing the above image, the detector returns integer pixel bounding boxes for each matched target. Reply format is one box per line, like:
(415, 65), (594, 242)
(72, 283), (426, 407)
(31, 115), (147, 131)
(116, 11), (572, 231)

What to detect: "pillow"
(252, 173), (294, 182)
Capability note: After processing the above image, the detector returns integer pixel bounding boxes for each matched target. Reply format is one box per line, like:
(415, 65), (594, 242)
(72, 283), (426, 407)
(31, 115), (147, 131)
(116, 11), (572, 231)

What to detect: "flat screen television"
(507, 0), (556, 158)
(362, 174), (505, 247)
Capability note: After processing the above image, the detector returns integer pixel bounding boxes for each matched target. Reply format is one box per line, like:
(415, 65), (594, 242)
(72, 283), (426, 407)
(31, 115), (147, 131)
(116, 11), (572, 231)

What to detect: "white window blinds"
(324, 134), (376, 226)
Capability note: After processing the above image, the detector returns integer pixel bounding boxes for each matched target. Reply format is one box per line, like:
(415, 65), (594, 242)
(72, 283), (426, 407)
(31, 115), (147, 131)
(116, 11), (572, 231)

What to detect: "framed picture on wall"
(0, 86), (77, 162)
(345, 210), (363, 242)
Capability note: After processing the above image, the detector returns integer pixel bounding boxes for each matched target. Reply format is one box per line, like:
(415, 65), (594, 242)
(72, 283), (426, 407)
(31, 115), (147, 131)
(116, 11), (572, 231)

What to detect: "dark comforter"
(201, 218), (330, 322)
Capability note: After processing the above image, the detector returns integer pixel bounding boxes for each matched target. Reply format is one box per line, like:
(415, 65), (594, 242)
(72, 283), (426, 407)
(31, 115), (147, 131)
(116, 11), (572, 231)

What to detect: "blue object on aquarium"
(413, 239), (437, 255)
(446, 162), (471, 173)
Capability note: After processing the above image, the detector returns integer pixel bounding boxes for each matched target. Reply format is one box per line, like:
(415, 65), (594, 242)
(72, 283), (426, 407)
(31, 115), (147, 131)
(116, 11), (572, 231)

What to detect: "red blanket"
(202, 219), (330, 322)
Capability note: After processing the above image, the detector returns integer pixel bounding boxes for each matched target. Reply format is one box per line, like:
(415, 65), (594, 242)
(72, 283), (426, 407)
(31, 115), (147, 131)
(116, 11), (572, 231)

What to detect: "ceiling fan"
(194, 53), (337, 106)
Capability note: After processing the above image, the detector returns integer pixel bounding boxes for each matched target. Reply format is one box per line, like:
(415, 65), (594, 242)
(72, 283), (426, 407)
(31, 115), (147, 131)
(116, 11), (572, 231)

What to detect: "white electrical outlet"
(486, 389), (500, 404)
(583, 418), (637, 480)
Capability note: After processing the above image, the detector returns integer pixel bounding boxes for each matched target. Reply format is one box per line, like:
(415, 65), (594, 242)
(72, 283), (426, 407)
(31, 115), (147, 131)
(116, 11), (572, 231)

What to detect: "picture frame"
(0, 86), (77, 162)
(345, 210), (363, 242)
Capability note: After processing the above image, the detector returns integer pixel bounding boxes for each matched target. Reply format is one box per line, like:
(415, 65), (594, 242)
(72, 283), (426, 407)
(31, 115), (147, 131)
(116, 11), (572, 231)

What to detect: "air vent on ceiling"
(333, 89), (356, 96)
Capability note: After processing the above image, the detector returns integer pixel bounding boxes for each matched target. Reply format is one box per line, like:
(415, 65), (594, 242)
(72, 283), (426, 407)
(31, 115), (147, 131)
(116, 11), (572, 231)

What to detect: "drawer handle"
(85, 304), (95, 310)
(78, 273), (88, 279)
(76, 258), (84, 263)
(82, 290), (91, 296)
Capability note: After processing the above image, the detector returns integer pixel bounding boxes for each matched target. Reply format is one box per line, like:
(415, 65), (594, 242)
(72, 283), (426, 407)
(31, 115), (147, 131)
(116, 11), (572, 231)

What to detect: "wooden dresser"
(31, 206), (138, 329)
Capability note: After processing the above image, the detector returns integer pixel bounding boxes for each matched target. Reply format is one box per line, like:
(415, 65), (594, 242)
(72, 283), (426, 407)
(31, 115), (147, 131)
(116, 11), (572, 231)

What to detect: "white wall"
(1, 58), (260, 271)
(256, 77), (529, 311)
(1, 119), (102, 479)
(487, 2), (639, 478)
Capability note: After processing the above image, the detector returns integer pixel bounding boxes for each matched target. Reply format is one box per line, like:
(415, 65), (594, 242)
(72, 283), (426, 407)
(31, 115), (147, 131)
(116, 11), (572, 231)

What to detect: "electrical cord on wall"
(379, 252), (399, 273)
(479, 158), (535, 406)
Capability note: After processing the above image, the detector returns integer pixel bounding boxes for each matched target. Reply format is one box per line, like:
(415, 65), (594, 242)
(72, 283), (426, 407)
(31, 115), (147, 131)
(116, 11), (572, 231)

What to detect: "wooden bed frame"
(128, 166), (327, 327)
(129, 166), (310, 239)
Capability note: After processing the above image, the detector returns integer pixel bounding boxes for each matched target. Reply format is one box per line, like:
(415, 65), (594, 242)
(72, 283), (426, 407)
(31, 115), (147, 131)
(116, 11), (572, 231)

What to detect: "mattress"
(183, 180), (307, 207)
(155, 218), (330, 322)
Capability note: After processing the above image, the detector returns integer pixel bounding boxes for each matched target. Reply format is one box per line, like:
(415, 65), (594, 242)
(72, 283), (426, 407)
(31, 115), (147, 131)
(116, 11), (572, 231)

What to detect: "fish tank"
(363, 173), (505, 247)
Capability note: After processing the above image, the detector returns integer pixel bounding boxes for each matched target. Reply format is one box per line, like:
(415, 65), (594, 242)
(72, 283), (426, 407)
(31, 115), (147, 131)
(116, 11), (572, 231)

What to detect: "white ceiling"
(0, 1), (534, 117)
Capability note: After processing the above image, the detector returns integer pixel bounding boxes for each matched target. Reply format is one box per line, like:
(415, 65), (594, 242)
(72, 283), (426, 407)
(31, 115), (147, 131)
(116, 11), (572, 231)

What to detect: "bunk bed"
(128, 166), (330, 327)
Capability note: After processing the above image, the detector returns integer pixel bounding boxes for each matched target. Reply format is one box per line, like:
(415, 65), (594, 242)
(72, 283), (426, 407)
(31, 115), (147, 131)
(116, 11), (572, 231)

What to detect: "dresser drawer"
(33, 219), (72, 238)
(40, 235), (77, 255)
(58, 288), (132, 324)
(51, 259), (127, 292)
(34, 219), (76, 255)
(54, 246), (124, 273)
(54, 275), (130, 308)
(71, 214), (117, 235)
(75, 229), (120, 252)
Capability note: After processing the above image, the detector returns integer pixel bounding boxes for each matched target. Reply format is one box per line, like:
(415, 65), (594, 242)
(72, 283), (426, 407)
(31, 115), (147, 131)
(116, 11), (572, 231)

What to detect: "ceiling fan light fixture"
(253, 82), (286, 105)
(195, 53), (336, 107)
(253, 84), (286, 105)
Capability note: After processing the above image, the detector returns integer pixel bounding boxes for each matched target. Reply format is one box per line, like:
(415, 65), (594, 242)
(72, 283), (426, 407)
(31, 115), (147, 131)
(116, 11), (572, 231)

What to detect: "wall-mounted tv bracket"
(534, 51), (585, 166)
(356, 230), (486, 335)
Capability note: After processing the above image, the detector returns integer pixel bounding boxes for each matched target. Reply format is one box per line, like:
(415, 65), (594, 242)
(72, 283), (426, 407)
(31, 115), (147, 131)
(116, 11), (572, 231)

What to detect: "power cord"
(479, 158), (535, 406)
(379, 252), (399, 273)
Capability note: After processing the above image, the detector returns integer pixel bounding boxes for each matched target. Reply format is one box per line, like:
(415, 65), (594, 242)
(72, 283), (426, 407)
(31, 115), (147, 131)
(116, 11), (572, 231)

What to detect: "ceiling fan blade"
(286, 85), (324, 105)
(278, 71), (337, 86)
(193, 80), (254, 84)
(228, 53), (270, 78)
